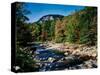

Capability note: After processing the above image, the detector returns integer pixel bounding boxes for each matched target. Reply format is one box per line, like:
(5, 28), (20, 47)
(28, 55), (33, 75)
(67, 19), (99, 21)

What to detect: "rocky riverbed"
(29, 42), (97, 71)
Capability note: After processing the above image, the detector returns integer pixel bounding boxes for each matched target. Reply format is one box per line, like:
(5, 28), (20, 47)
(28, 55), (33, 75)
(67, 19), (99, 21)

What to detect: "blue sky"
(24, 3), (85, 23)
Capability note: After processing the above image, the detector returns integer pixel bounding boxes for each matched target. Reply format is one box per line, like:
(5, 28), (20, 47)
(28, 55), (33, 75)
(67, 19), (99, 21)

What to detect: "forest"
(14, 3), (97, 72)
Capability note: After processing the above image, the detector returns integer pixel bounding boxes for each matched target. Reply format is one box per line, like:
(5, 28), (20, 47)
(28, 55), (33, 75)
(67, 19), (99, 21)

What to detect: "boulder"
(48, 57), (55, 62)
(64, 52), (69, 56)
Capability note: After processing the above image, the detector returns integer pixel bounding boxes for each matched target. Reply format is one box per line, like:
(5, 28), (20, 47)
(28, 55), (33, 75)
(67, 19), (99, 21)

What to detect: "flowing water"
(32, 45), (84, 71)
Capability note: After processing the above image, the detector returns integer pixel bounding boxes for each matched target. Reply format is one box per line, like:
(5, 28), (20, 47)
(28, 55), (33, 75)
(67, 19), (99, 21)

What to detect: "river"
(31, 44), (86, 71)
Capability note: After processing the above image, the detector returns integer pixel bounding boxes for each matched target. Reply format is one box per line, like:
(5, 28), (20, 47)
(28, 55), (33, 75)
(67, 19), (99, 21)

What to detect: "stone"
(72, 51), (81, 56)
(64, 52), (69, 56)
(64, 56), (74, 61)
(84, 60), (93, 68)
(65, 46), (70, 49)
(92, 54), (97, 57)
(48, 57), (55, 62)
(60, 58), (64, 61)
(79, 54), (91, 61)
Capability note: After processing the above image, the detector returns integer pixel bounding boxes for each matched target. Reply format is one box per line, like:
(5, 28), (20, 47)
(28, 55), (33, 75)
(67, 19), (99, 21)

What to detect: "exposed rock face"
(38, 14), (64, 23)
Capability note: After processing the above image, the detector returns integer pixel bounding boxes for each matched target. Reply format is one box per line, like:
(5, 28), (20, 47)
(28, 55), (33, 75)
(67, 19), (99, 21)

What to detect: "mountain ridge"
(37, 14), (64, 23)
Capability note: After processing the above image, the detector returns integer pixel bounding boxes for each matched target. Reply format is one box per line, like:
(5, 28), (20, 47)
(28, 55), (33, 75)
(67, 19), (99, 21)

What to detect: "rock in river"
(64, 52), (69, 56)
(48, 57), (55, 62)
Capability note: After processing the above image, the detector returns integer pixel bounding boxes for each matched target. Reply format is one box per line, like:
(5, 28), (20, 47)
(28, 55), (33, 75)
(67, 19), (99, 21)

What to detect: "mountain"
(37, 14), (64, 23)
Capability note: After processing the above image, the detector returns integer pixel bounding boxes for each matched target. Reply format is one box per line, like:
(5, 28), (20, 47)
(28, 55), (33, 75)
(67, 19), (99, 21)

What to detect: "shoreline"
(40, 42), (97, 59)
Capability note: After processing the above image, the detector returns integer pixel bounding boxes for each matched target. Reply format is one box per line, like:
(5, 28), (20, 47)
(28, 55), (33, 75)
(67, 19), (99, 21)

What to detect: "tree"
(16, 2), (32, 46)
(15, 3), (38, 72)
(66, 12), (79, 43)
(78, 7), (97, 45)
(55, 19), (66, 43)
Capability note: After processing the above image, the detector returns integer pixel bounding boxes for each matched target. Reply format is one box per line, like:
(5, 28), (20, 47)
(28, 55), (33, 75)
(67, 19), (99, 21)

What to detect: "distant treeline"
(28, 7), (97, 46)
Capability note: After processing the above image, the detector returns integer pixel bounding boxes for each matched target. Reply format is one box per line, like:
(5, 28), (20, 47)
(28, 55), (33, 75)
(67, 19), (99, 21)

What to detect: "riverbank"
(40, 42), (97, 58)
(21, 41), (97, 71)
(38, 42), (97, 69)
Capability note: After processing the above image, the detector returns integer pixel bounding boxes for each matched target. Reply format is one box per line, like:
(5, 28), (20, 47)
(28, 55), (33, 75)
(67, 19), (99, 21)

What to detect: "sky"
(24, 3), (85, 23)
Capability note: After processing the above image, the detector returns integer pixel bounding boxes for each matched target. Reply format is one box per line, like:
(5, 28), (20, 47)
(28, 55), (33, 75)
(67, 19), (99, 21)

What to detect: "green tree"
(16, 2), (32, 46)
(15, 3), (38, 72)
(79, 7), (97, 45)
